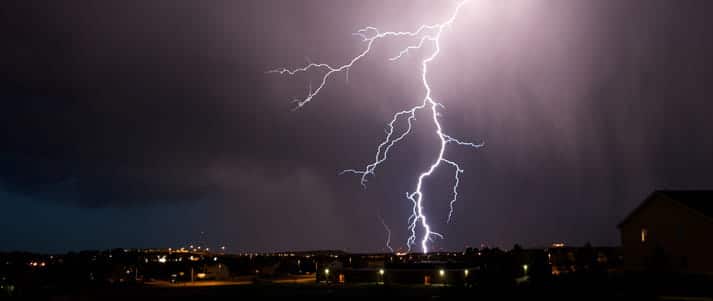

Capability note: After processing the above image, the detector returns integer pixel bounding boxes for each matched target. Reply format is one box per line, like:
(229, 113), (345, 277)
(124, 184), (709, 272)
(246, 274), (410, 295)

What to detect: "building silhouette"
(619, 190), (713, 275)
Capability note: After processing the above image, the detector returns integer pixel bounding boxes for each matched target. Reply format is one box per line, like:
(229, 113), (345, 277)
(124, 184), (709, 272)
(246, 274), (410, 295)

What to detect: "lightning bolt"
(269, 1), (482, 253)
(378, 213), (394, 253)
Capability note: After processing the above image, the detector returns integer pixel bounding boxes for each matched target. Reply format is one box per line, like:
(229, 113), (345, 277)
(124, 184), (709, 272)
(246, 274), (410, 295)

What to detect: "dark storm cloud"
(0, 0), (406, 207)
(1, 0), (272, 206)
(1, 0), (712, 251)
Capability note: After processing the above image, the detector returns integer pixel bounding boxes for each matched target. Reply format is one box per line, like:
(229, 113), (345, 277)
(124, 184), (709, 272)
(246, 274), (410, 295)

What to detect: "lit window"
(640, 228), (648, 243)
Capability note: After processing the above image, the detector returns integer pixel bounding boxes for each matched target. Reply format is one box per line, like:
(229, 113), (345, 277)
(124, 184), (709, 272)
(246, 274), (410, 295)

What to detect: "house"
(204, 263), (230, 280)
(618, 190), (713, 275)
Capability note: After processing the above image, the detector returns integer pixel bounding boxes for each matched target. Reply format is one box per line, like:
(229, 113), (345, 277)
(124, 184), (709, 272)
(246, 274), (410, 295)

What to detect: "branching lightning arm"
(270, 1), (482, 253)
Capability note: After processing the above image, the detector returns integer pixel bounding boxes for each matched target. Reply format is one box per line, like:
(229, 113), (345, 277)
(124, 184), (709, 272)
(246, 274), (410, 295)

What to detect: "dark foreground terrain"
(14, 275), (713, 301)
(3, 248), (712, 300)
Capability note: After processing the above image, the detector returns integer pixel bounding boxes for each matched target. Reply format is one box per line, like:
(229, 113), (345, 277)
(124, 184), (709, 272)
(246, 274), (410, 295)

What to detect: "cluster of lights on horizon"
(269, 0), (482, 253)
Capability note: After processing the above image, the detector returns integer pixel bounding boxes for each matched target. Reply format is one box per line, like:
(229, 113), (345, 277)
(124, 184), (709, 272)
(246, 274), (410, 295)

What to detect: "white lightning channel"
(269, 1), (483, 253)
(378, 213), (394, 253)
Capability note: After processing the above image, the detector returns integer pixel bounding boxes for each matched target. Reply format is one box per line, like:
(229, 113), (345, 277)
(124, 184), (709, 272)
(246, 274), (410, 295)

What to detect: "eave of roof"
(618, 190), (713, 228)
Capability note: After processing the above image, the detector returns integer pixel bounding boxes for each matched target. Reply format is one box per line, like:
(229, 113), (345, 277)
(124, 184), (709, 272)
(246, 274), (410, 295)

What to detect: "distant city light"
(464, 269), (469, 276)
(196, 273), (206, 279)
(158, 256), (167, 263)
(523, 264), (529, 273)
(379, 269), (385, 275)
(213, 257), (218, 262)
(439, 269), (445, 277)
(324, 268), (330, 275)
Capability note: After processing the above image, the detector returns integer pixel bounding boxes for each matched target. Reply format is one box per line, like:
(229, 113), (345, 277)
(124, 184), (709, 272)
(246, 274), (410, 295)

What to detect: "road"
(145, 275), (316, 287)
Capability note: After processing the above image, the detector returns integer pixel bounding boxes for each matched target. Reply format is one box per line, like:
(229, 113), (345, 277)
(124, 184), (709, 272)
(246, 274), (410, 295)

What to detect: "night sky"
(2, 0), (712, 253)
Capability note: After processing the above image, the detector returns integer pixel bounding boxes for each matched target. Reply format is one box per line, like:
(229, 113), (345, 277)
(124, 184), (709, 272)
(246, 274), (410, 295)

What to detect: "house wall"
(620, 196), (713, 274)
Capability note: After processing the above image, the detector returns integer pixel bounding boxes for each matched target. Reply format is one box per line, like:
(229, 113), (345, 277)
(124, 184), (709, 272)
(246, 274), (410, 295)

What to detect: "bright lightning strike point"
(270, 1), (483, 254)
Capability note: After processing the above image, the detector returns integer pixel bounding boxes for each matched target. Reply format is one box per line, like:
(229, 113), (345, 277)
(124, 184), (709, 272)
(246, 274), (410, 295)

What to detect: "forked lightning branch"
(269, 1), (482, 253)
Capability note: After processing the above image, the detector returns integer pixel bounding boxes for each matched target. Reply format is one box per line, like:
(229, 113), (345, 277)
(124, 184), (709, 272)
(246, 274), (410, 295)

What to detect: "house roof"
(618, 190), (713, 228)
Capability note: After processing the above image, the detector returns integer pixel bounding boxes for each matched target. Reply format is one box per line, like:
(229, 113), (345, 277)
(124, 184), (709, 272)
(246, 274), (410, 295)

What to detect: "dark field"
(20, 277), (713, 301)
